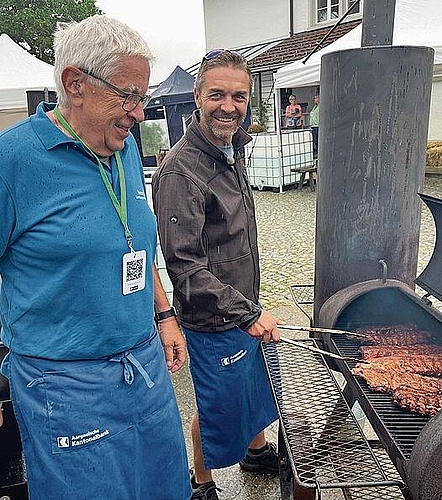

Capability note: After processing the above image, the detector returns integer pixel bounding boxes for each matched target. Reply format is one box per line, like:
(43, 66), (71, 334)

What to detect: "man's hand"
(246, 310), (284, 342)
(157, 318), (187, 373)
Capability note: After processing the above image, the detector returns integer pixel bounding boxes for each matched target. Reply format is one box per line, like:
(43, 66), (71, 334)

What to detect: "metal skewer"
(278, 324), (367, 339)
(279, 336), (367, 364)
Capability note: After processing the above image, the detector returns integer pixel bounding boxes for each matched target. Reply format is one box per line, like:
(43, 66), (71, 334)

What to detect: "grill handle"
(379, 259), (388, 283)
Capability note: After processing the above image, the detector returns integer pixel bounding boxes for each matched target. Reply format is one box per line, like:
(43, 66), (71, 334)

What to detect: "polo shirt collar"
(30, 101), (76, 151)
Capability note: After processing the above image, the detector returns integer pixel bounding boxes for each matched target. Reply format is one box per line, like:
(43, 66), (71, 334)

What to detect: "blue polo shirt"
(0, 102), (157, 360)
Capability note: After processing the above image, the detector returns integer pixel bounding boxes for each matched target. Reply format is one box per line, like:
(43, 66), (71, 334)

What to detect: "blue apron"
(184, 327), (277, 469)
(8, 332), (191, 500)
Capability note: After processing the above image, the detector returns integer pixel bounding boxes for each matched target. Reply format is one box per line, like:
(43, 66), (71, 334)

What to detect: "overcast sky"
(96, 0), (206, 86)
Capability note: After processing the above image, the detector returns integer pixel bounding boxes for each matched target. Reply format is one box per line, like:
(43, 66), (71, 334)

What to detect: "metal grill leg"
(278, 425), (315, 500)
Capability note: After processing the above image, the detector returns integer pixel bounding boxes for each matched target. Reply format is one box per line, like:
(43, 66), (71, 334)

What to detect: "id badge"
(122, 249), (146, 295)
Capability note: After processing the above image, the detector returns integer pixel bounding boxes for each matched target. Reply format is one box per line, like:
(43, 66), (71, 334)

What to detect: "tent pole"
(274, 77), (283, 193)
(162, 105), (170, 151)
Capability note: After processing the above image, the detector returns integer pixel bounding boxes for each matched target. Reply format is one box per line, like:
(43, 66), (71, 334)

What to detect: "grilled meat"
(360, 343), (442, 360)
(354, 355), (442, 378)
(351, 324), (442, 416)
(352, 363), (411, 392)
(353, 363), (442, 415)
(356, 324), (436, 346)
(353, 364), (442, 393)
(392, 383), (442, 416)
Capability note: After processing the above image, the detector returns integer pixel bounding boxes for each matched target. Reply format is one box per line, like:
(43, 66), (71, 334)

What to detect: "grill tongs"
(278, 324), (366, 339)
(278, 324), (368, 364)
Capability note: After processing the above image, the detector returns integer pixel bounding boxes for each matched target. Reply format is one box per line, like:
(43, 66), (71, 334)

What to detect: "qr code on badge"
(126, 258), (143, 281)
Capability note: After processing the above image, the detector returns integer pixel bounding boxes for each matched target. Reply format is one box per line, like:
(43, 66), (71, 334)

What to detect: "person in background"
(152, 49), (283, 500)
(285, 94), (303, 128)
(310, 94), (320, 158)
(0, 15), (191, 500)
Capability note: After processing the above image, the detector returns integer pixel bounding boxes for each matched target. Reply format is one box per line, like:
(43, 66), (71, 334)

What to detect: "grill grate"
(262, 339), (404, 494)
(290, 284), (314, 323)
(329, 335), (431, 463)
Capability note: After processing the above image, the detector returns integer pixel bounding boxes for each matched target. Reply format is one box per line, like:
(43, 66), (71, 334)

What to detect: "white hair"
(53, 15), (154, 107)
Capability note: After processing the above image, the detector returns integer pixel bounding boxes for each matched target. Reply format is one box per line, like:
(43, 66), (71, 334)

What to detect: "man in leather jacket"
(152, 49), (283, 500)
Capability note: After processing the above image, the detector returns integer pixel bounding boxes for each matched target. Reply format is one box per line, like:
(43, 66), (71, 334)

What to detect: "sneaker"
(190, 473), (220, 500)
(239, 441), (279, 475)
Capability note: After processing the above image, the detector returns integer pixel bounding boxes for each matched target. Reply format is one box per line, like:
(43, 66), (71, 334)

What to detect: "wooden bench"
(291, 164), (317, 191)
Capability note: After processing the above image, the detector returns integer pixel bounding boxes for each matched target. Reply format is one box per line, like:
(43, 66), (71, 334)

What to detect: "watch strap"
(155, 307), (177, 322)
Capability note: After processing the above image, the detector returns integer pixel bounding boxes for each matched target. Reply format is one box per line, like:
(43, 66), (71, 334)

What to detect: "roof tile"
(248, 20), (361, 71)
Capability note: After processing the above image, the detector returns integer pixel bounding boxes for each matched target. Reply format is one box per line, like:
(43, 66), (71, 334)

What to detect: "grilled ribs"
(354, 354), (442, 378)
(353, 362), (442, 392)
(392, 384), (442, 416)
(351, 324), (442, 416)
(360, 343), (442, 360)
(357, 324), (436, 346)
(352, 364), (442, 416)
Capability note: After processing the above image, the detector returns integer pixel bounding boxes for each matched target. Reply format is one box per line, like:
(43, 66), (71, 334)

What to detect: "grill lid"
(415, 194), (442, 302)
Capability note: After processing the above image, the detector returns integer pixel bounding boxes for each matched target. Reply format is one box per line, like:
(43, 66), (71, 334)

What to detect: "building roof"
(185, 20), (361, 78)
(248, 19), (361, 72)
(185, 38), (284, 77)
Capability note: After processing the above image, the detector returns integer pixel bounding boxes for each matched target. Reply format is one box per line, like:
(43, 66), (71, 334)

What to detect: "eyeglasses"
(78, 68), (151, 112)
(202, 48), (246, 62)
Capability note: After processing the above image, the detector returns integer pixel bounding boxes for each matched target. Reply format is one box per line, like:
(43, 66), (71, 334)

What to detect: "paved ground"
(172, 175), (442, 500)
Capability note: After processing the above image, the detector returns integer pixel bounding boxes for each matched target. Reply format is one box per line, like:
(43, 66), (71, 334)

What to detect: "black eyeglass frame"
(78, 68), (151, 112)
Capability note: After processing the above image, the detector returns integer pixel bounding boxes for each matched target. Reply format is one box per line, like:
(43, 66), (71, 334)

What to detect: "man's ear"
(194, 89), (201, 109)
(61, 66), (85, 102)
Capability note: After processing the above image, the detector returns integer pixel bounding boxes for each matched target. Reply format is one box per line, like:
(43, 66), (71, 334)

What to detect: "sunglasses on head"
(202, 48), (246, 62)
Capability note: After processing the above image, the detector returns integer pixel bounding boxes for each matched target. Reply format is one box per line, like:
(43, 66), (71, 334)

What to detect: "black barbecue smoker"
(262, 0), (441, 499)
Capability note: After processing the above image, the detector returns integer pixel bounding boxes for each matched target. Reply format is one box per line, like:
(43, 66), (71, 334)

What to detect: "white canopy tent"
(0, 34), (55, 130)
(274, 0), (442, 140)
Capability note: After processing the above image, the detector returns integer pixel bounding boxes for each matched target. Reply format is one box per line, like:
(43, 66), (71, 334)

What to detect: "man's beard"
(202, 112), (245, 143)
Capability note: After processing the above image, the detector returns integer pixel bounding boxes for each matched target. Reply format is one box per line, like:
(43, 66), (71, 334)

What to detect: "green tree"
(257, 100), (270, 131)
(0, 0), (102, 64)
(140, 121), (169, 157)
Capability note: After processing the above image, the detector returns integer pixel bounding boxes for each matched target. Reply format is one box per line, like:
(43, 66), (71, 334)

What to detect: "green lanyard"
(54, 107), (134, 252)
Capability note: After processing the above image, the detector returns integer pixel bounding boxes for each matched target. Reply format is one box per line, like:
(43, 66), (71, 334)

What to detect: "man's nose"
(128, 102), (146, 123)
(220, 96), (236, 113)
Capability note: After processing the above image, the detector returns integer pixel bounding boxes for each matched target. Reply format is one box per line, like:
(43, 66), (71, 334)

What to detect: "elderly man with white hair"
(0, 15), (190, 500)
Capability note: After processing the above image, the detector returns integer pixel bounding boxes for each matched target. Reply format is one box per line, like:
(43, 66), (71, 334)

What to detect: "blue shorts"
(184, 327), (277, 469)
(8, 332), (191, 500)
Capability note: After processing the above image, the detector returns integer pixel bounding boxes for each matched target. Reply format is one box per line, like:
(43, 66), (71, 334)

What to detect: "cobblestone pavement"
(255, 175), (442, 314)
(173, 175), (442, 500)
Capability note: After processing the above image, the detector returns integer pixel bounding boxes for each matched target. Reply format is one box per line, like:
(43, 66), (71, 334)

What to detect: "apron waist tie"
(110, 351), (155, 389)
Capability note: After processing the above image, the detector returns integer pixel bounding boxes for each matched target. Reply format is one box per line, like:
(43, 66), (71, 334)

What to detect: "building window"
(317, 0), (340, 23)
(250, 74), (261, 109)
(315, 0), (361, 24)
(348, 0), (361, 14)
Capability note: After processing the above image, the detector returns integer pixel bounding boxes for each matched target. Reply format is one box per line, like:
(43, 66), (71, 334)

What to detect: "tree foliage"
(140, 121), (169, 157)
(256, 100), (270, 131)
(0, 0), (102, 64)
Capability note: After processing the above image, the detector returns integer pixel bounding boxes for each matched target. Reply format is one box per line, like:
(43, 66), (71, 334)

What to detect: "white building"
(195, 0), (442, 140)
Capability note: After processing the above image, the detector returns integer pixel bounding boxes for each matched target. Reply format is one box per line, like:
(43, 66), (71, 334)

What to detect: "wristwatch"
(155, 306), (177, 322)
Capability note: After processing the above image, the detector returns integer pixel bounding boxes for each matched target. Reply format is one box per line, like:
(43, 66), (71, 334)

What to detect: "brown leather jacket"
(152, 111), (261, 332)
